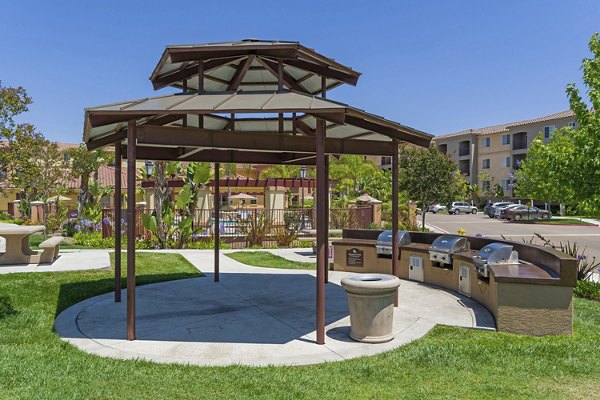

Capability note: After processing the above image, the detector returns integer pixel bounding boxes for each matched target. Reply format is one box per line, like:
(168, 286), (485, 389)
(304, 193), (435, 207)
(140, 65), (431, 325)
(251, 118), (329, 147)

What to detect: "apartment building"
(432, 110), (576, 198)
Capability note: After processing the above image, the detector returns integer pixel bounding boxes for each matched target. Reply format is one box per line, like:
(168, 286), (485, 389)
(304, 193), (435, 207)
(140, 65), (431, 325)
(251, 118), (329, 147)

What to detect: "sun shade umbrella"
(47, 195), (72, 202)
(356, 194), (379, 203)
(229, 193), (256, 200)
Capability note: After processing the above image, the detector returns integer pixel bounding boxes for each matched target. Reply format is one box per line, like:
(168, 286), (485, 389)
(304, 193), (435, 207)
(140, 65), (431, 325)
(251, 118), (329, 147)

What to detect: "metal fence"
(101, 206), (373, 248)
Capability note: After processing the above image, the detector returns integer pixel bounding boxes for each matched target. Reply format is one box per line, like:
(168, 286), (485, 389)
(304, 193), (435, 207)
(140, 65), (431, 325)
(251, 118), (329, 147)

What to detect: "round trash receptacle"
(340, 273), (401, 343)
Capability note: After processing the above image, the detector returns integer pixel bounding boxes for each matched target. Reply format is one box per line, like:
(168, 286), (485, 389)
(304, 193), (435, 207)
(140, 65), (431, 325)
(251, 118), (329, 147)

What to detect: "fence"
(101, 206), (373, 248)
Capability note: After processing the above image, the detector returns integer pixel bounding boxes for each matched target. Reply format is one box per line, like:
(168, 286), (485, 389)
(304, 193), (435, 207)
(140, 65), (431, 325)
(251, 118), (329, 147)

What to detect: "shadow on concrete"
(294, 251), (316, 259)
(59, 272), (350, 345)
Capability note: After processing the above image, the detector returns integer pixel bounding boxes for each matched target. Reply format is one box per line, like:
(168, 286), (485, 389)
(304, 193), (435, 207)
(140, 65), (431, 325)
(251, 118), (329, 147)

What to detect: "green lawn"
(1, 252), (600, 399)
(226, 251), (316, 269)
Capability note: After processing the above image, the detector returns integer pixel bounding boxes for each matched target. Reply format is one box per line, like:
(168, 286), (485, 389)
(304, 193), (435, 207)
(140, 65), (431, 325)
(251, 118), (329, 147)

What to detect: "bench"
(39, 236), (64, 264)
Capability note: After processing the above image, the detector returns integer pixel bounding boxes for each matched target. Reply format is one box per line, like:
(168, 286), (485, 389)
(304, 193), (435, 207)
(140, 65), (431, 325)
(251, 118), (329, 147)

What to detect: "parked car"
(494, 204), (519, 218)
(428, 204), (447, 213)
(448, 202), (478, 215)
(484, 202), (514, 218)
(500, 205), (552, 220)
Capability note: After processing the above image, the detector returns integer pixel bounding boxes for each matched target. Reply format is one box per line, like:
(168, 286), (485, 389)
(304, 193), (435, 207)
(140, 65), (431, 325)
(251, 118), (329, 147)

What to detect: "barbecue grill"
(429, 235), (470, 265)
(376, 230), (411, 256)
(473, 243), (519, 278)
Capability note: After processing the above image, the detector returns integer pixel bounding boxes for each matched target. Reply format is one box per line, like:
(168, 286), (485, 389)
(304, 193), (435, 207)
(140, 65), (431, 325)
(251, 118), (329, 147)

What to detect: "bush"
(73, 232), (114, 248)
(186, 238), (231, 250)
(62, 220), (78, 237)
(574, 280), (600, 301)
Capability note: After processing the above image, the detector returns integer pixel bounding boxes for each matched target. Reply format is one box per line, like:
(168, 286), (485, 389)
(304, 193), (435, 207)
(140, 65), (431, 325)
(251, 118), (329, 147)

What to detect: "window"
(482, 137), (490, 148)
(438, 144), (447, 154)
(482, 159), (490, 169)
(380, 156), (392, 166)
(544, 125), (556, 139)
(501, 179), (511, 190)
(502, 156), (511, 168)
(501, 134), (510, 145)
(459, 140), (470, 156)
(482, 181), (491, 192)
(0, 168), (7, 182)
(567, 121), (577, 128)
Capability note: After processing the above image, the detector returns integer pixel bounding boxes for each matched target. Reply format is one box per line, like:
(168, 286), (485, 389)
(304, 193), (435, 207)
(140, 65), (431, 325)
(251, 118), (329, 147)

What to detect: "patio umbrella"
(46, 195), (71, 203)
(229, 193), (256, 200)
(304, 194), (314, 200)
(356, 194), (380, 203)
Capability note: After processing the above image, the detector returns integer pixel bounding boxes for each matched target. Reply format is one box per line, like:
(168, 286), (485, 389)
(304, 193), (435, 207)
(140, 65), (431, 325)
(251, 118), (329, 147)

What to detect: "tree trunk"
(78, 174), (90, 216)
(153, 161), (170, 248)
(421, 202), (427, 232)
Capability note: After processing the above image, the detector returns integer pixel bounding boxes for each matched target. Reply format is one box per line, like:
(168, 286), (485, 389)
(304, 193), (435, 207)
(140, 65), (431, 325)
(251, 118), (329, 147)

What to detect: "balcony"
(458, 141), (470, 157)
(438, 144), (447, 154)
(512, 132), (528, 151)
(458, 159), (470, 176)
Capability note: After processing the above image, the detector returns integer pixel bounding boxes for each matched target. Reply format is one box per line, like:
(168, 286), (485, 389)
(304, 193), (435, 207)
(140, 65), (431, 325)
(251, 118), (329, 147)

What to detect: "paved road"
(426, 212), (600, 264)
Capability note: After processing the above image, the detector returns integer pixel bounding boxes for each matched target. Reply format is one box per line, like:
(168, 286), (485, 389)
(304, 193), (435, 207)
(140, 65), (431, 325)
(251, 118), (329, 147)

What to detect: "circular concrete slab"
(55, 271), (495, 366)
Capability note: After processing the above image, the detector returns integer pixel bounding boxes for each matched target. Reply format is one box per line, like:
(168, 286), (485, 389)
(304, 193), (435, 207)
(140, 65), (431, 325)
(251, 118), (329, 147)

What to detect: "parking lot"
(426, 212), (600, 263)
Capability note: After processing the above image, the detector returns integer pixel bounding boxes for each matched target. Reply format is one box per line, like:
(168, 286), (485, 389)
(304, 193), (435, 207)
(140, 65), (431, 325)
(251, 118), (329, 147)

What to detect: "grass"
(1, 253), (600, 398)
(510, 218), (596, 225)
(226, 251), (316, 269)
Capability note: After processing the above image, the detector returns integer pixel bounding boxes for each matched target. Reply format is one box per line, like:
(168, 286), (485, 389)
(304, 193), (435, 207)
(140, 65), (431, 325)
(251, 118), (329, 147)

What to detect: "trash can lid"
(341, 273), (401, 291)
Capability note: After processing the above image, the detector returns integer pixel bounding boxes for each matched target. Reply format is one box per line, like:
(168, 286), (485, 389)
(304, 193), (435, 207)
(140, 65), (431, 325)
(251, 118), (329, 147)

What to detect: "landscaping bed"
(1, 252), (599, 399)
(507, 218), (597, 226)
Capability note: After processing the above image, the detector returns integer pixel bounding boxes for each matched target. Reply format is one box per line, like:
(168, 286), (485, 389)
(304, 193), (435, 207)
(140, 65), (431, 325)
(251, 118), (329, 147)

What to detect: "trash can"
(340, 273), (401, 343)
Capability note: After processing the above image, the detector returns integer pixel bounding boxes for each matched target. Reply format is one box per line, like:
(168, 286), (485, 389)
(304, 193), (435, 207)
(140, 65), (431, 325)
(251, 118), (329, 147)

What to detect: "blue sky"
(1, 1), (598, 143)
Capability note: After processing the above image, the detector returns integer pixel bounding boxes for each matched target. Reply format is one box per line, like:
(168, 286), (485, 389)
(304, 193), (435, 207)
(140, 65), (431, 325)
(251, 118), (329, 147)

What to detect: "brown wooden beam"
(315, 117), (326, 345)
(87, 130), (127, 151)
(392, 139), (399, 307)
(126, 121), (136, 341)
(296, 120), (315, 136)
(344, 115), (432, 148)
(227, 56), (254, 91)
(114, 143), (122, 303)
(214, 162), (220, 283)
(285, 59), (359, 85)
(136, 126), (395, 156)
(130, 146), (317, 165)
(152, 57), (242, 90)
(257, 58), (305, 92)
(168, 46), (298, 63)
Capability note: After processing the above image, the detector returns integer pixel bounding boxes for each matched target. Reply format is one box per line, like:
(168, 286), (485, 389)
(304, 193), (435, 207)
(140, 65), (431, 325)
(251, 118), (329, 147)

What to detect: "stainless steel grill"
(473, 243), (519, 278)
(429, 235), (470, 265)
(376, 230), (411, 256)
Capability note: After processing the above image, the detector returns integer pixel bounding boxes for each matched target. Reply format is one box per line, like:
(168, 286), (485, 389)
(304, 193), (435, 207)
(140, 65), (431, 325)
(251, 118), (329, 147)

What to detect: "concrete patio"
(55, 250), (495, 366)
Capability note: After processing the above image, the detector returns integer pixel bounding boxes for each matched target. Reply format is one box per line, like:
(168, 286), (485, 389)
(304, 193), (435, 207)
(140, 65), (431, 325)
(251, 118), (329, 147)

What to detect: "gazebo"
(83, 39), (432, 344)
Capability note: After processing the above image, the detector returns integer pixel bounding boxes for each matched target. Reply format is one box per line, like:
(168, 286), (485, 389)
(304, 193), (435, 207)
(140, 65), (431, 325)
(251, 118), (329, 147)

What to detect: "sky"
(1, 0), (599, 143)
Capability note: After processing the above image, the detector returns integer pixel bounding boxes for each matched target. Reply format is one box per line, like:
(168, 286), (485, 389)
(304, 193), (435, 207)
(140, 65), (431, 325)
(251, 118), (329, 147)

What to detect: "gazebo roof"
(84, 90), (432, 158)
(149, 39), (361, 94)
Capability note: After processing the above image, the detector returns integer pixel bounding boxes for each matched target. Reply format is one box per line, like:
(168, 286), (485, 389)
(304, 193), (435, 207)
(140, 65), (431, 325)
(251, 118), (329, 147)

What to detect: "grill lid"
(376, 230), (411, 246)
(429, 235), (469, 253)
(475, 243), (518, 264)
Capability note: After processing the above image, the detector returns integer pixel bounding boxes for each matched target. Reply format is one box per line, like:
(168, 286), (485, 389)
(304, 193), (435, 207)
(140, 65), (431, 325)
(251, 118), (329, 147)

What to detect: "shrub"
(574, 280), (600, 301)
(62, 220), (78, 237)
(73, 232), (114, 248)
(237, 212), (271, 247)
(186, 238), (231, 250)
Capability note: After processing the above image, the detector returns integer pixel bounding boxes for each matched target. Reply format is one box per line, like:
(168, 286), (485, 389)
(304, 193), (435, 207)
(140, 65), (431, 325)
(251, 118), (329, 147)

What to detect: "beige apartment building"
(432, 110), (576, 199)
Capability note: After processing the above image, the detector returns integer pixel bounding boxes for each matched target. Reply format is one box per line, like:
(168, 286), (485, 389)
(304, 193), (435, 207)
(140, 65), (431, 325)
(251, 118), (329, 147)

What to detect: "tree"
(514, 131), (576, 205)
(66, 144), (112, 216)
(329, 155), (378, 197)
(564, 32), (600, 212)
(0, 83), (66, 217)
(516, 33), (600, 213)
(398, 145), (464, 230)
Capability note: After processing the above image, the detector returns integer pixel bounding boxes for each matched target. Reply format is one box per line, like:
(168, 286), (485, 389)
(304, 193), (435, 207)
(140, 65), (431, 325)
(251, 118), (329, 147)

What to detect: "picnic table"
(0, 224), (45, 265)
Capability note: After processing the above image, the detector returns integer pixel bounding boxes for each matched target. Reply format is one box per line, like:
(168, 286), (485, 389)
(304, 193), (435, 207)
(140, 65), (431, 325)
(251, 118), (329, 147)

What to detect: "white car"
(448, 202), (478, 215)
(428, 204), (447, 213)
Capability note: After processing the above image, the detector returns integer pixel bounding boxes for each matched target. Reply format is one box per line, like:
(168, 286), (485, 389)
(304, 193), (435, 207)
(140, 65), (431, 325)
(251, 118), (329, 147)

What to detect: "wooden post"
(114, 142), (122, 303)
(392, 139), (399, 307)
(198, 61), (204, 94)
(315, 118), (326, 345)
(324, 154), (329, 284)
(214, 163), (220, 283)
(126, 121), (137, 340)
(278, 60), (283, 91)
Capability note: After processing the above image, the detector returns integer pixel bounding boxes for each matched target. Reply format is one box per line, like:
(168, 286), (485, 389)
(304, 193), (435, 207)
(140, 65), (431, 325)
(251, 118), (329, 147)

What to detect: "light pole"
(300, 166), (307, 228)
